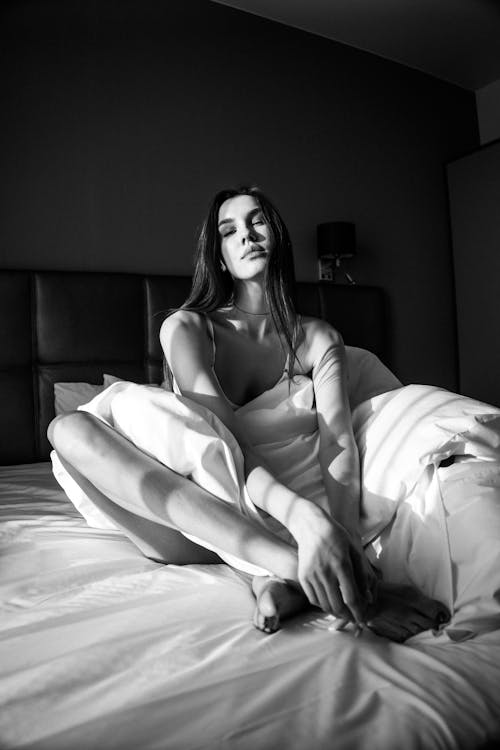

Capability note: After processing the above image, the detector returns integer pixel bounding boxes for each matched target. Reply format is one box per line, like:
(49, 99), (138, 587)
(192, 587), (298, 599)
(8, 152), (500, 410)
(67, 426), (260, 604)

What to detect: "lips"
(242, 245), (266, 259)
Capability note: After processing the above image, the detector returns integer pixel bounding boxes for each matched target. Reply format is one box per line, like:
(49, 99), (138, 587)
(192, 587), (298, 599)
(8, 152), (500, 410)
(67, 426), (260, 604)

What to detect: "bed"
(1, 270), (500, 750)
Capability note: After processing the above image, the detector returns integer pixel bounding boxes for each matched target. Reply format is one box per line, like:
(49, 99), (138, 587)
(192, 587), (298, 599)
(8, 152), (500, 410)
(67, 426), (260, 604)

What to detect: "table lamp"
(317, 221), (356, 284)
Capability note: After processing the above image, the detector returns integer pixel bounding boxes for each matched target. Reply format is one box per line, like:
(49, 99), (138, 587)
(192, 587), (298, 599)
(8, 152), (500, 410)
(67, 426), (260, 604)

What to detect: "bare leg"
(48, 415), (449, 641)
(54, 450), (221, 564)
(48, 412), (298, 578)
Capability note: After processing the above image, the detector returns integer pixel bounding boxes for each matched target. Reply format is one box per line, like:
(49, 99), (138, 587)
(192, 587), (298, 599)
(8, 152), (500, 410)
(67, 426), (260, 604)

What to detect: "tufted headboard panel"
(0, 270), (389, 465)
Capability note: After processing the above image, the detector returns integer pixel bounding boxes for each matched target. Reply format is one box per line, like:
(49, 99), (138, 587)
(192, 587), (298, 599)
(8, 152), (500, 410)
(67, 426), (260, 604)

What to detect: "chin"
(243, 263), (268, 278)
(234, 272), (266, 283)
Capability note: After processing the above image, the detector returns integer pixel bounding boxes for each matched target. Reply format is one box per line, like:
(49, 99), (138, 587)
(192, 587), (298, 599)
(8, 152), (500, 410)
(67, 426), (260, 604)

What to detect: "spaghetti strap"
(204, 315), (217, 370)
(284, 352), (290, 376)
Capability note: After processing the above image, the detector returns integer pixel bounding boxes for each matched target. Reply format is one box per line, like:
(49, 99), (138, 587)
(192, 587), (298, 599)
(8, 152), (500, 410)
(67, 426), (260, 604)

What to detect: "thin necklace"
(233, 303), (271, 316)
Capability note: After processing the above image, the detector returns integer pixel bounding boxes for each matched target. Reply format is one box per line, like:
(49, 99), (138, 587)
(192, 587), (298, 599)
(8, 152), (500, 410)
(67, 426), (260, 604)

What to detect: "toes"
(257, 583), (281, 618)
(433, 602), (451, 625)
(415, 596), (450, 626)
(252, 577), (281, 634)
(366, 616), (408, 643)
(262, 614), (280, 633)
(406, 612), (436, 633)
(252, 606), (280, 634)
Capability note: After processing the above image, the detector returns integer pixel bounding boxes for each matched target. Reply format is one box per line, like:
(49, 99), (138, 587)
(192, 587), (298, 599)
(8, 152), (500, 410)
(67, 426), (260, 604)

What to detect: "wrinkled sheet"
(1, 463), (500, 750)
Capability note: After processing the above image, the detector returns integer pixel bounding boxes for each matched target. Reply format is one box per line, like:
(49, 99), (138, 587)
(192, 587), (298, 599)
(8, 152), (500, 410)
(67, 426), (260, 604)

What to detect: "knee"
(47, 411), (98, 455)
(47, 413), (67, 448)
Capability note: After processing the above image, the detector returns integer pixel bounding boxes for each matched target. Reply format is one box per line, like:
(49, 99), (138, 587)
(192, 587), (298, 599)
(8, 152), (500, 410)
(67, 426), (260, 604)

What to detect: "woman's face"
(217, 194), (274, 280)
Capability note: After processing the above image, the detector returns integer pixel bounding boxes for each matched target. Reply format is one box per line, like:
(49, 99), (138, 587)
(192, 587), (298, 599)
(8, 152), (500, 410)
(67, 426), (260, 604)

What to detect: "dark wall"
(447, 140), (500, 406)
(0, 0), (479, 387)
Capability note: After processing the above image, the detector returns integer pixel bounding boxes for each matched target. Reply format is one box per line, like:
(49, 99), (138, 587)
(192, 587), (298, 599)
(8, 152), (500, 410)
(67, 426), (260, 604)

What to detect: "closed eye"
(251, 215), (266, 228)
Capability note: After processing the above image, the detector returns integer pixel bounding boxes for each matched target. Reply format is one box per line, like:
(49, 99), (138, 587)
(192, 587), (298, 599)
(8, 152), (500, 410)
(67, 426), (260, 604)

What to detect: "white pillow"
(103, 373), (126, 387)
(54, 382), (104, 416)
(345, 346), (401, 409)
(103, 373), (164, 388)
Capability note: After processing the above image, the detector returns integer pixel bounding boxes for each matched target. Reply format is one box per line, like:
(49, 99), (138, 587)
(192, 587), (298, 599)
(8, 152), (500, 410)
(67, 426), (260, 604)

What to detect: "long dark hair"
(164, 186), (301, 383)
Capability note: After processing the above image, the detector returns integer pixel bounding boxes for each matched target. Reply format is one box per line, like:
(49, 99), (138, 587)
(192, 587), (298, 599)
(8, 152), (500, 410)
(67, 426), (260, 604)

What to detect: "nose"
(243, 225), (257, 243)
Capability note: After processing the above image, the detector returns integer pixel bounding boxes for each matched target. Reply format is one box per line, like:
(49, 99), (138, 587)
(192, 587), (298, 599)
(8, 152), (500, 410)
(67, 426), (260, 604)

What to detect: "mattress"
(1, 462), (500, 750)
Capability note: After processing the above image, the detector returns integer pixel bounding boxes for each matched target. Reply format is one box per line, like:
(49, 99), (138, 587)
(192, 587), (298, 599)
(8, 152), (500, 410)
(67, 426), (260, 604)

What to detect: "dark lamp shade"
(317, 222), (356, 258)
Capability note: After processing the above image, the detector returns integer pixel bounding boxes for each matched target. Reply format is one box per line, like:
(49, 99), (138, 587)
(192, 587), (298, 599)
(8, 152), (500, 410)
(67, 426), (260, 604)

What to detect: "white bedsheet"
(1, 463), (500, 750)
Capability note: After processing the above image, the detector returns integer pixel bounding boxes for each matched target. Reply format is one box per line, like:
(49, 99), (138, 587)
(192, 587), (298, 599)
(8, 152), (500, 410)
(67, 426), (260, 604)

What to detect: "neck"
(233, 302), (270, 316)
(233, 280), (269, 316)
(230, 283), (274, 339)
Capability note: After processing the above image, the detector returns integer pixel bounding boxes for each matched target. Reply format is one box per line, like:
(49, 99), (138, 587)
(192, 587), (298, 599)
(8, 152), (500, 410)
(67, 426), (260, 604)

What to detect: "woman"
(49, 186), (448, 640)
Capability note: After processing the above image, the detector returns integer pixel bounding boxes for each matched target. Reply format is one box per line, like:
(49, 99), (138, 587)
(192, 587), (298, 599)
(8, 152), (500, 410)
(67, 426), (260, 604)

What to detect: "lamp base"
(318, 258), (356, 284)
(318, 257), (334, 281)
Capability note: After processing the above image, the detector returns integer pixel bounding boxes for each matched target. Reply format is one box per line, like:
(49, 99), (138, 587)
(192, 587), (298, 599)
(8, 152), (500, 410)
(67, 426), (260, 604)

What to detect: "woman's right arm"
(161, 312), (367, 624)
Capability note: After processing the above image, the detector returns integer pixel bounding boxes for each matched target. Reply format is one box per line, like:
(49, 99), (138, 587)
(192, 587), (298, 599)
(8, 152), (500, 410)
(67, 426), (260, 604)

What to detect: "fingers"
(316, 547), (366, 622)
(332, 617), (349, 632)
(318, 578), (352, 621)
(295, 528), (372, 623)
(349, 544), (371, 596)
(299, 578), (322, 612)
(335, 558), (367, 624)
(299, 570), (359, 623)
(299, 575), (344, 617)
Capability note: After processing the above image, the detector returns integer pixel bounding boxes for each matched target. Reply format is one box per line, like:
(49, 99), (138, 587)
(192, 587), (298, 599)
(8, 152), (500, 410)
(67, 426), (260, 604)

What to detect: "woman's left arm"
(309, 321), (361, 539)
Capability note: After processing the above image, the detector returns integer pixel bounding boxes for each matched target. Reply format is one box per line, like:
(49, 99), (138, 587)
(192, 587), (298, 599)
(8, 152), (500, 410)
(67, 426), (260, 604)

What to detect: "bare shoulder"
(299, 316), (344, 370)
(160, 309), (206, 341)
(160, 310), (212, 363)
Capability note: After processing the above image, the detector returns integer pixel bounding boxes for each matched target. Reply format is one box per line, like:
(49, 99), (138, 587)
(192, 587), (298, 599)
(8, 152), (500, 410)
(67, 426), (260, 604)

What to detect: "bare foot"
(366, 582), (450, 642)
(252, 576), (310, 633)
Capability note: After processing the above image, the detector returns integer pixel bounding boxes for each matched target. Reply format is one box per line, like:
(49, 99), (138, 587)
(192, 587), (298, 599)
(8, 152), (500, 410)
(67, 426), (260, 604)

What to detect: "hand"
(289, 503), (368, 625)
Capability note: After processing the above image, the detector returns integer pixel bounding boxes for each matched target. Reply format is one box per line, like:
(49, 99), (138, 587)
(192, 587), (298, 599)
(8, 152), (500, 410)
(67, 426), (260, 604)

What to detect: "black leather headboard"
(0, 270), (389, 465)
